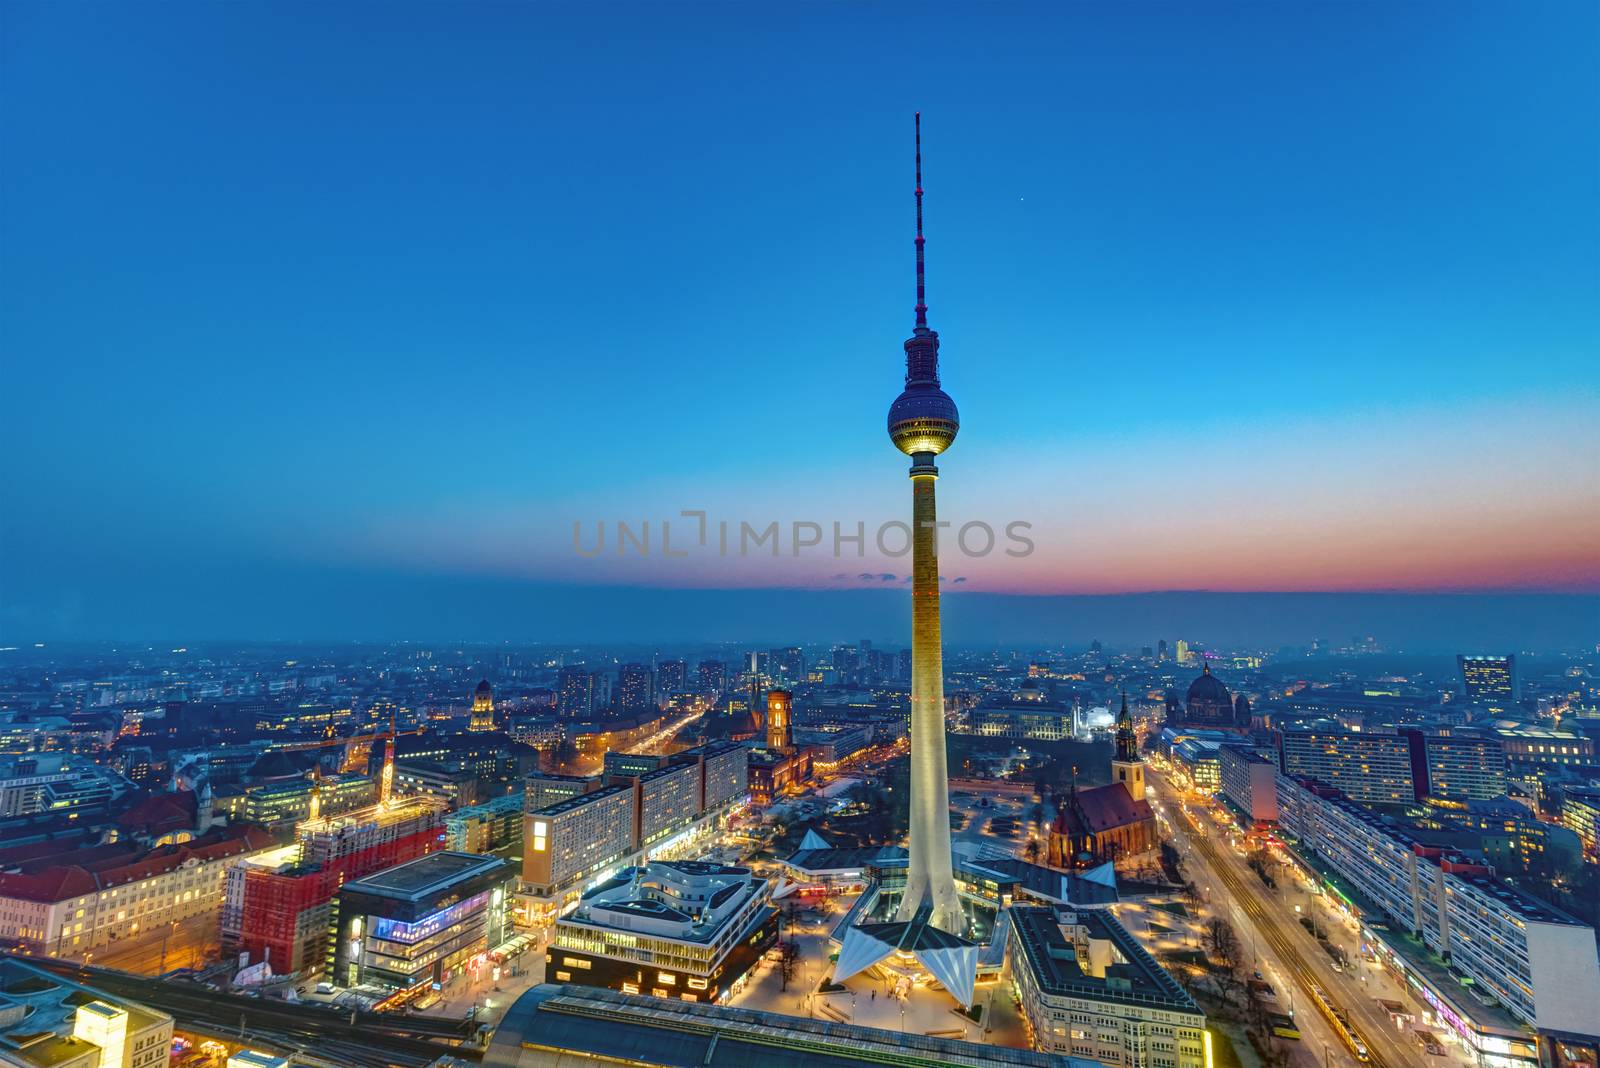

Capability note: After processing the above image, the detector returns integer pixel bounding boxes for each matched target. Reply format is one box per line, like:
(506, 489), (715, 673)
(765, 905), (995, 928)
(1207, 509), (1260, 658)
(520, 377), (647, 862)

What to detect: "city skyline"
(4, 2), (1598, 645)
(3, 5), (1599, 1067)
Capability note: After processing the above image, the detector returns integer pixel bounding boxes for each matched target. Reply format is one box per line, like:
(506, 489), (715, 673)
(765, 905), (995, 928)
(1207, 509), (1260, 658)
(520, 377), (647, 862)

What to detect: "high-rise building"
(468, 679), (494, 733)
(1174, 639), (1191, 665)
(617, 664), (654, 711)
(1218, 745), (1279, 824)
(887, 115), (962, 933)
(770, 647), (804, 685)
(696, 660), (726, 696)
(656, 659), (687, 695)
(1458, 654), (1520, 713)
(557, 667), (593, 718)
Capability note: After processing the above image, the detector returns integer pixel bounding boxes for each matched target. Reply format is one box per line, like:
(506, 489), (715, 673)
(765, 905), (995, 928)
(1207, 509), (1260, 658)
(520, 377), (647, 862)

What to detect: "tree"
(1023, 838), (1042, 864)
(1204, 917), (1244, 1006)
(1160, 842), (1184, 883)
(1204, 916), (1241, 972)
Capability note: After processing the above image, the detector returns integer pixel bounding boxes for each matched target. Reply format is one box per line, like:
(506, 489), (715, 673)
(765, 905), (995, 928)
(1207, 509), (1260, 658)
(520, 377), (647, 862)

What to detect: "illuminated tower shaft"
(896, 456), (963, 930)
(889, 114), (963, 932)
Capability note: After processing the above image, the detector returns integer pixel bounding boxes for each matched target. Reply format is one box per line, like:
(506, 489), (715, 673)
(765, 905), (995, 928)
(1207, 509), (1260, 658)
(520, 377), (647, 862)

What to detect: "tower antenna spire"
(915, 112), (927, 330)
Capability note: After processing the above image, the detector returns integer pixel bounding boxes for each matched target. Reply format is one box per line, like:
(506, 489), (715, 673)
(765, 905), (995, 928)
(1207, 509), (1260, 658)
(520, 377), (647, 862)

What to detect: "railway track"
(14, 955), (482, 1067)
(1179, 808), (1397, 1068)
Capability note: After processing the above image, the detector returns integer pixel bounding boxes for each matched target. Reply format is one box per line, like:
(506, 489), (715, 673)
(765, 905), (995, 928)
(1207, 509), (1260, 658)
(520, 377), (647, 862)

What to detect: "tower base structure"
(834, 903), (979, 1008)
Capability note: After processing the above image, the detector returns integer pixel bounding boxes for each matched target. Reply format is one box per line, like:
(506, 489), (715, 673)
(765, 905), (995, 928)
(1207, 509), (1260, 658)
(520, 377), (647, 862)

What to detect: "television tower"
(890, 114), (963, 932)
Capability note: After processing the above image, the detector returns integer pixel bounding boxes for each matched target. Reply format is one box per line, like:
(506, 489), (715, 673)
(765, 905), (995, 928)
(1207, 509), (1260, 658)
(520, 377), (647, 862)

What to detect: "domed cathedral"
(469, 679), (495, 733)
(1177, 663), (1241, 728)
(1047, 693), (1156, 869)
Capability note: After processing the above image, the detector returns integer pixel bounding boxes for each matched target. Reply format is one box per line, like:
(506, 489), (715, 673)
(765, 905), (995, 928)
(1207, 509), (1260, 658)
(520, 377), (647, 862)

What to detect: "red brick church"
(1047, 694), (1157, 868)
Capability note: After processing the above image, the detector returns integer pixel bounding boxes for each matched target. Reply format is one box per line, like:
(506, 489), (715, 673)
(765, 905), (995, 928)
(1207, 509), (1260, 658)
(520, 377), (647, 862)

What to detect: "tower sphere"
(888, 384), (960, 456)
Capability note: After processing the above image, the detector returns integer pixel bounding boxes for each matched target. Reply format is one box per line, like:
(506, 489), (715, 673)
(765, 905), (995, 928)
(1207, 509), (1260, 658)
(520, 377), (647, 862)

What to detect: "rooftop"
(1008, 905), (1200, 1014)
(484, 984), (1102, 1068)
(536, 782), (632, 816)
(0, 959), (169, 1067)
(341, 851), (509, 901)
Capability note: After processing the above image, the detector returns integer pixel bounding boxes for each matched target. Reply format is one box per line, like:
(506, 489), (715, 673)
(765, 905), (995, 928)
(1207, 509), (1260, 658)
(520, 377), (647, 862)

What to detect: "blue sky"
(2, 1), (1596, 641)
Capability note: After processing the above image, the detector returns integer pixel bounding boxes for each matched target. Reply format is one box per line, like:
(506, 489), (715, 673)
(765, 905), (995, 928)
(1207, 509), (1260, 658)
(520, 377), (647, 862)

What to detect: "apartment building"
(1276, 728), (1414, 804)
(1276, 775), (1600, 1036)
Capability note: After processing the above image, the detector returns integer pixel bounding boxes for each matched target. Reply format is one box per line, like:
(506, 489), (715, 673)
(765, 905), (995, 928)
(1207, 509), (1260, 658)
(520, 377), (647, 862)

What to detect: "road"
(1147, 766), (1417, 1068)
(85, 917), (218, 976)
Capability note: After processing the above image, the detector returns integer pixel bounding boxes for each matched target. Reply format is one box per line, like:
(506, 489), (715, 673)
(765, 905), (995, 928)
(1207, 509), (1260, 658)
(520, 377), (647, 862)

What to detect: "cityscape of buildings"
(1, 632), (1597, 1068)
(3, 4), (1596, 1067)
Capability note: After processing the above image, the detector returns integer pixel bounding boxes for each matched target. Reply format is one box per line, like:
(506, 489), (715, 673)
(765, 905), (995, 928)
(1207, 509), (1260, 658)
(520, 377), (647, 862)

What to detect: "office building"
(217, 773), (375, 828)
(1560, 785), (1600, 858)
(0, 754), (132, 820)
(549, 860), (776, 1003)
(1459, 654), (1520, 713)
(1277, 775), (1600, 1035)
(392, 759), (480, 807)
(330, 851), (515, 993)
(1171, 736), (1223, 793)
(1217, 745), (1278, 825)
(224, 795), (445, 976)
(0, 957), (173, 1068)
(444, 792), (524, 854)
(1276, 727), (1415, 804)
(793, 722), (872, 764)
(769, 647), (805, 685)
(962, 694), (1077, 741)
(1006, 905), (1205, 1067)
(1495, 727), (1595, 772)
